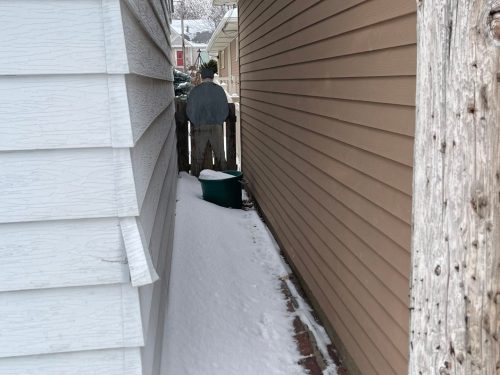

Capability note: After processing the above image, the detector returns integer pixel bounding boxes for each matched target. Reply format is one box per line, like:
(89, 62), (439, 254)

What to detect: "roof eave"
(206, 9), (238, 54)
(212, 0), (238, 5)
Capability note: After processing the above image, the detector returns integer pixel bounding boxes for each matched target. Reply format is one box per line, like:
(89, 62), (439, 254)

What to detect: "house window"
(176, 50), (184, 67)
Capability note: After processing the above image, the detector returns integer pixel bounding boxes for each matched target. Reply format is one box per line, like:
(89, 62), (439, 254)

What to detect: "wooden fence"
(175, 99), (237, 174)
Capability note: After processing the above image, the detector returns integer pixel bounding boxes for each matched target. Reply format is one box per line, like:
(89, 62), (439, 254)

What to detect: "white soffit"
(207, 8), (238, 54)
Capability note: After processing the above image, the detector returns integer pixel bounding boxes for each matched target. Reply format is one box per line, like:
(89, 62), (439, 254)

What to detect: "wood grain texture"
(126, 74), (175, 143)
(0, 0), (107, 75)
(144, 168), (177, 375)
(109, 74), (135, 148)
(0, 284), (143, 358)
(0, 218), (128, 292)
(156, 162), (177, 278)
(148, 0), (171, 37)
(148, 149), (177, 269)
(141, 212), (175, 375)
(0, 0), (176, 371)
(136, 117), (176, 244)
(120, 217), (159, 287)
(130, 104), (175, 210)
(102, 0), (130, 73)
(0, 148), (138, 223)
(409, 0), (500, 374)
(139, 143), (177, 338)
(120, 1), (177, 373)
(142, 267), (170, 375)
(123, 0), (173, 62)
(0, 348), (142, 375)
(0, 75), (134, 151)
(121, 3), (172, 80)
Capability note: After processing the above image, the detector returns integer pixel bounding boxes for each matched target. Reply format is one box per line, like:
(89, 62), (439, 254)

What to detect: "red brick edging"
(280, 276), (349, 375)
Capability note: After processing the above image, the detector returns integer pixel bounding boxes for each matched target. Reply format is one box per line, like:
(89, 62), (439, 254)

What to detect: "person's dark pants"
(191, 124), (227, 177)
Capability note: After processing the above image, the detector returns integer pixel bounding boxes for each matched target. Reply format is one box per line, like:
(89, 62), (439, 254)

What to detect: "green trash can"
(198, 170), (243, 209)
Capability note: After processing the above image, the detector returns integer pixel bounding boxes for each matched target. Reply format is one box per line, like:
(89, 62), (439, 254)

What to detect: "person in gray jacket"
(186, 68), (229, 177)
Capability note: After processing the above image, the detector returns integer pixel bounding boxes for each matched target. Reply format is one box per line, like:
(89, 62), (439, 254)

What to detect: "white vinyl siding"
(0, 1), (176, 374)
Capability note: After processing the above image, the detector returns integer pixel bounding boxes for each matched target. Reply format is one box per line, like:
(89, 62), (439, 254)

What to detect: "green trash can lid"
(198, 170), (243, 209)
(198, 170), (239, 181)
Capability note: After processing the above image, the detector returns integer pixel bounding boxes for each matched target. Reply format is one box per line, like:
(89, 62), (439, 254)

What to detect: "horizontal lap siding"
(0, 284), (143, 358)
(0, 75), (125, 151)
(0, 348), (142, 375)
(121, 3), (173, 80)
(0, 0), (106, 74)
(0, 148), (138, 223)
(238, 1), (416, 374)
(0, 0), (176, 373)
(0, 219), (129, 292)
(122, 1), (177, 374)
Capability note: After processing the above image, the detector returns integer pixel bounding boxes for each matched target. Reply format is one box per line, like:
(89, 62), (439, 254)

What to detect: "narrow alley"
(161, 173), (340, 375)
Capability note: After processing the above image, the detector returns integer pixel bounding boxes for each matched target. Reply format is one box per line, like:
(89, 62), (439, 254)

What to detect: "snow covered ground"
(160, 173), (310, 375)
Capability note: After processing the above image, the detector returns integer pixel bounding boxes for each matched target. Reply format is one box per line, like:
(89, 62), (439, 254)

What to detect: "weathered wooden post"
(175, 98), (190, 172)
(409, 1), (499, 374)
(226, 103), (237, 171)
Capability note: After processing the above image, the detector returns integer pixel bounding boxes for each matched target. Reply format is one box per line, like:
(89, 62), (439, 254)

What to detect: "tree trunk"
(410, 1), (500, 374)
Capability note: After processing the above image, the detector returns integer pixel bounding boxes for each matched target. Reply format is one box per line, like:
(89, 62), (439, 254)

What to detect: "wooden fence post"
(176, 100), (237, 174)
(409, 1), (499, 374)
(175, 99), (189, 172)
(226, 103), (237, 170)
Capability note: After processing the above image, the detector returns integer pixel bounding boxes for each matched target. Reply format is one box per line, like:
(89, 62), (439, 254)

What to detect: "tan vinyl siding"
(238, 1), (416, 374)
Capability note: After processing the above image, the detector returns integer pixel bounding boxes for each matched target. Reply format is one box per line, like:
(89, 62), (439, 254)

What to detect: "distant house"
(170, 27), (210, 71)
(171, 19), (211, 71)
(171, 18), (213, 43)
(214, 1), (417, 374)
(207, 8), (239, 97)
(0, 1), (177, 374)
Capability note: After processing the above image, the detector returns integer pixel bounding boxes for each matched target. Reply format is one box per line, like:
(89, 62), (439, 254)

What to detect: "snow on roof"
(171, 30), (207, 48)
(171, 19), (214, 41)
(212, 0), (237, 5)
(190, 41), (209, 47)
(206, 8), (238, 54)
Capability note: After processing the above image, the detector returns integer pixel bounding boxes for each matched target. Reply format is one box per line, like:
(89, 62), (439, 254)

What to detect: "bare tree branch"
(173, 0), (232, 31)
